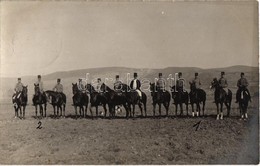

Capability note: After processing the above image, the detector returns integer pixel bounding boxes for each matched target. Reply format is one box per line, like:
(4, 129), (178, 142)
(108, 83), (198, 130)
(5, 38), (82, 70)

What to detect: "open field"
(0, 93), (259, 164)
(0, 66), (259, 164)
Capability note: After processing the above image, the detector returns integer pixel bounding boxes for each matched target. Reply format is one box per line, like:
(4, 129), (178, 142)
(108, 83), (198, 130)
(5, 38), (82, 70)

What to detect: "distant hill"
(0, 65), (258, 104)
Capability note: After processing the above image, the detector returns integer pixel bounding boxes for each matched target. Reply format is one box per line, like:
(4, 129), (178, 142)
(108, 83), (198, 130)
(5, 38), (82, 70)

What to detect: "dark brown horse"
(149, 83), (171, 118)
(171, 85), (189, 117)
(237, 87), (250, 120)
(86, 83), (108, 118)
(45, 90), (66, 118)
(121, 84), (147, 118)
(189, 82), (206, 117)
(12, 86), (28, 119)
(210, 78), (232, 120)
(72, 83), (89, 118)
(32, 84), (47, 118)
(100, 83), (129, 119)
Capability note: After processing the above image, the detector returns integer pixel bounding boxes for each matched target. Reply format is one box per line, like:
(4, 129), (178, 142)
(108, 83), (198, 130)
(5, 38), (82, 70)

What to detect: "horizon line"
(0, 64), (258, 79)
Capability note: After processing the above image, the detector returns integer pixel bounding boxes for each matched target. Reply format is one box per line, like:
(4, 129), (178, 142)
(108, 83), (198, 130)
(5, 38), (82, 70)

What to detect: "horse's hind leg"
(186, 103), (189, 117)
(225, 102), (230, 117)
(202, 101), (205, 117)
(103, 104), (107, 118)
(22, 106), (26, 119)
(138, 103), (143, 117)
(132, 104), (136, 118)
(163, 102), (168, 117)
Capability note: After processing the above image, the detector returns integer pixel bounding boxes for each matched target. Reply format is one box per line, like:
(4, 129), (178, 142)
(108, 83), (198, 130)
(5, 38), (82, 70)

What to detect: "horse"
(121, 84), (147, 118)
(210, 78), (232, 120)
(189, 82), (206, 117)
(170, 85), (189, 117)
(237, 88), (251, 120)
(86, 83), (108, 118)
(12, 86), (28, 119)
(72, 83), (89, 118)
(45, 90), (66, 118)
(149, 83), (171, 118)
(32, 84), (47, 118)
(100, 83), (129, 118)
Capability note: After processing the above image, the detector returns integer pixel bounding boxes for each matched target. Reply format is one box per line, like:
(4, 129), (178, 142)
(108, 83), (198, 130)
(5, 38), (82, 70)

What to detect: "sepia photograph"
(0, 0), (259, 164)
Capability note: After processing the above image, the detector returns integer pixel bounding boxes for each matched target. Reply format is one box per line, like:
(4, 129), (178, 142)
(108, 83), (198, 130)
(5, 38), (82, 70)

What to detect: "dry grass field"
(0, 66), (259, 164)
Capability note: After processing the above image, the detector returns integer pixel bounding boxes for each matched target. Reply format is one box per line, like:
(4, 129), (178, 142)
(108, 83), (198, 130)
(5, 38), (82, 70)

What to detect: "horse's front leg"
(191, 103), (194, 117)
(23, 106), (26, 119)
(220, 102), (224, 120)
(216, 103), (219, 120)
(89, 106), (94, 119)
(158, 103), (161, 117)
(103, 104), (107, 118)
(53, 105), (56, 117)
(74, 106), (78, 119)
(153, 103), (156, 118)
(35, 106), (38, 118)
(180, 103), (183, 116)
(196, 102), (199, 117)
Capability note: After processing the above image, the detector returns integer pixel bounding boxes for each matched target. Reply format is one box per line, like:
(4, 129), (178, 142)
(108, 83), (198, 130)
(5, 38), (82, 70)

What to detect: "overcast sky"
(0, 1), (258, 77)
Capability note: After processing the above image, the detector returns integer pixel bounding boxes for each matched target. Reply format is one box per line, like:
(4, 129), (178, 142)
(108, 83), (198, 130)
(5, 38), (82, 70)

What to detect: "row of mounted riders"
(12, 78), (251, 120)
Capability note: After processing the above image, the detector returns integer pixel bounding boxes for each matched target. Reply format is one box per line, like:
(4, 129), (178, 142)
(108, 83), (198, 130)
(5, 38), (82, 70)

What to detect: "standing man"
(130, 73), (142, 100)
(176, 72), (186, 93)
(13, 78), (24, 104)
(235, 72), (251, 103)
(218, 72), (228, 93)
(114, 75), (123, 93)
(156, 73), (166, 92)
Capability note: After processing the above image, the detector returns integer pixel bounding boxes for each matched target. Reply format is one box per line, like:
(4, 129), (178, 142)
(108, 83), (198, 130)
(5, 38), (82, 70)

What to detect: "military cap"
(241, 72), (245, 76)
(37, 75), (41, 78)
(195, 73), (198, 76)
(97, 78), (101, 81)
(79, 78), (82, 81)
(178, 72), (182, 76)
(57, 78), (61, 82)
(221, 72), (225, 75)
(159, 73), (162, 76)
(18, 78), (21, 80)
(134, 73), (138, 77)
(116, 75), (119, 78)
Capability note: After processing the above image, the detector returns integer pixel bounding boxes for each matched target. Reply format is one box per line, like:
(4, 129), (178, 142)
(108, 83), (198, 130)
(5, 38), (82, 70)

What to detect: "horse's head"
(86, 83), (94, 93)
(72, 83), (78, 94)
(210, 78), (219, 90)
(149, 83), (157, 96)
(100, 83), (107, 92)
(22, 85), (28, 96)
(121, 84), (129, 92)
(34, 83), (40, 95)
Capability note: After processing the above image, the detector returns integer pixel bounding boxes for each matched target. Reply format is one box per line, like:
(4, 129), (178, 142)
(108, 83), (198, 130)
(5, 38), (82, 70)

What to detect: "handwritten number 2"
(37, 121), (42, 129)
